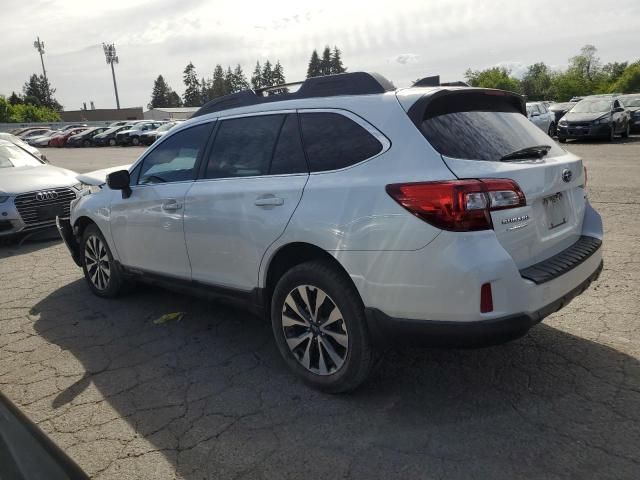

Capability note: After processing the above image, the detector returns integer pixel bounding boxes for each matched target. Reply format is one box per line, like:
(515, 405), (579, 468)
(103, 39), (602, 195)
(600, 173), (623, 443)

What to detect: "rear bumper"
(366, 260), (603, 348)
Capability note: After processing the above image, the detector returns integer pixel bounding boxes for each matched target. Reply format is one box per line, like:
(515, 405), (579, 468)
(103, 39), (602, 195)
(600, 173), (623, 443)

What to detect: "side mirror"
(106, 170), (132, 199)
(614, 106), (624, 113)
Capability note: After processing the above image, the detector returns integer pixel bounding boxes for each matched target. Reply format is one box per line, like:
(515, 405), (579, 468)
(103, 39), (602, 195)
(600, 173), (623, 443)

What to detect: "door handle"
(254, 196), (284, 207)
(162, 199), (182, 211)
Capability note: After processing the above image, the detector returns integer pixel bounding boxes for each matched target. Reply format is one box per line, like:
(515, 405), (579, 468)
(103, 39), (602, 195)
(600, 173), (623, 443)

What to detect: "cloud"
(393, 53), (419, 65)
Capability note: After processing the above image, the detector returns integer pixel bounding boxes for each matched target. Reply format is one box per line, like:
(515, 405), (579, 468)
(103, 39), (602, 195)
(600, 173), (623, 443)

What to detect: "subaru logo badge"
(561, 169), (572, 183)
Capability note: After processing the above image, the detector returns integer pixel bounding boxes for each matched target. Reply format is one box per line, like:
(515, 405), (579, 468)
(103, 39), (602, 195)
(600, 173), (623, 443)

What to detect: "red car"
(48, 128), (88, 147)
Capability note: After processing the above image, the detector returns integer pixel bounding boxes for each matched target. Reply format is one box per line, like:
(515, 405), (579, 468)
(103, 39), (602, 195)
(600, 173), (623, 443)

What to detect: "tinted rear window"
(419, 94), (564, 161)
(300, 112), (382, 172)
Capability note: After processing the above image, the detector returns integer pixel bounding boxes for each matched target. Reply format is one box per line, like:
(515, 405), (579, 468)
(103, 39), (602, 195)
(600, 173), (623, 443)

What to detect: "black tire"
(559, 137), (567, 143)
(608, 125), (615, 142)
(621, 121), (630, 138)
(81, 224), (125, 298)
(108, 138), (116, 147)
(271, 260), (376, 393)
(131, 136), (140, 146)
(82, 139), (91, 147)
(548, 123), (556, 137)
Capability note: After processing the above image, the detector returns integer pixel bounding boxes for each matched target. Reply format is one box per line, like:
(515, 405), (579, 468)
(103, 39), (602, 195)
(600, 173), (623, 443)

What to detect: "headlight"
(594, 117), (610, 124)
(559, 119), (568, 126)
(72, 182), (102, 196)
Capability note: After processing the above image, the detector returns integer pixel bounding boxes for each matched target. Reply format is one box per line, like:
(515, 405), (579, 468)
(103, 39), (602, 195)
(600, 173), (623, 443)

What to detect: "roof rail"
(192, 72), (395, 118)
(412, 75), (469, 88)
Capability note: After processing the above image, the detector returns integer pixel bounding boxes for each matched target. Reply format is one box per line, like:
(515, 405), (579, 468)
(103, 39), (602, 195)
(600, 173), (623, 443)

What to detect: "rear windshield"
(418, 94), (564, 161)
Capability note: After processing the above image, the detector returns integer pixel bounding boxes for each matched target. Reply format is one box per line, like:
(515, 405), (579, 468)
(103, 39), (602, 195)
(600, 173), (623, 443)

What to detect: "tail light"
(386, 179), (526, 231)
(480, 283), (494, 313)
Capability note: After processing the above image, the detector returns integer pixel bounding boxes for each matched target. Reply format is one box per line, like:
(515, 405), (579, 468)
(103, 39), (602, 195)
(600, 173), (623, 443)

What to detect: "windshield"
(571, 100), (611, 113)
(621, 96), (640, 107)
(418, 96), (564, 162)
(0, 144), (43, 168)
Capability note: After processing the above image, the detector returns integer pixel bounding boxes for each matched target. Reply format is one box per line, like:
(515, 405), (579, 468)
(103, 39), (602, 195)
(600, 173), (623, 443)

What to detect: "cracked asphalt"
(1, 138), (639, 479)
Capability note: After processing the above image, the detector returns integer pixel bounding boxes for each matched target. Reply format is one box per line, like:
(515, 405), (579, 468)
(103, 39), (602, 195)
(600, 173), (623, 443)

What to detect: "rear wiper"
(499, 145), (551, 162)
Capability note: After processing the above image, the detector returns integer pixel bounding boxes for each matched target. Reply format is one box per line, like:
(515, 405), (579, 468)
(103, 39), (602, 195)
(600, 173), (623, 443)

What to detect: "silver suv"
(58, 73), (603, 392)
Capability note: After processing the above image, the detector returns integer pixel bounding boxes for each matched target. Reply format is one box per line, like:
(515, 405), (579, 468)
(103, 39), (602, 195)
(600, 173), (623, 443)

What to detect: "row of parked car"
(8, 120), (183, 148)
(525, 93), (640, 142)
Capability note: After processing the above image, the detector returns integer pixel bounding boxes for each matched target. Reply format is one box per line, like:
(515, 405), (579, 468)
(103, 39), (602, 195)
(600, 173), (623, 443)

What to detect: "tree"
(519, 62), (553, 100)
(148, 75), (181, 109)
(320, 46), (332, 76)
(200, 76), (211, 103)
(233, 64), (250, 91)
(8, 92), (23, 105)
(0, 96), (10, 122)
(211, 65), (227, 98)
(602, 61), (628, 84)
(272, 61), (286, 85)
(464, 67), (520, 92)
(569, 44), (601, 82)
(330, 46), (346, 74)
(611, 63), (640, 93)
(182, 62), (201, 107)
(22, 74), (61, 110)
(0, 95), (60, 123)
(251, 61), (262, 90)
(262, 60), (274, 87)
(307, 50), (321, 78)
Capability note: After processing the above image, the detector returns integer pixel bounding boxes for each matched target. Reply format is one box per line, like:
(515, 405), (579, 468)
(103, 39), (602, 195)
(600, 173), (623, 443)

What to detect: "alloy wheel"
(84, 235), (111, 290)
(281, 285), (349, 376)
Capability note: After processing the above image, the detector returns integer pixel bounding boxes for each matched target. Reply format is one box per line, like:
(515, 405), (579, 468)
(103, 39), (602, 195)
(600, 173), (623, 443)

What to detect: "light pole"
(33, 36), (48, 82)
(103, 43), (121, 109)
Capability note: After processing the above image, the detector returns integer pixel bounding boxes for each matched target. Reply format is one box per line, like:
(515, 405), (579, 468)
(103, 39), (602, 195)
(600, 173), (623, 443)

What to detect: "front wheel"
(81, 224), (125, 298)
(108, 138), (116, 147)
(131, 136), (140, 146)
(559, 136), (567, 143)
(608, 126), (615, 142)
(548, 123), (556, 137)
(271, 260), (377, 393)
(82, 139), (91, 147)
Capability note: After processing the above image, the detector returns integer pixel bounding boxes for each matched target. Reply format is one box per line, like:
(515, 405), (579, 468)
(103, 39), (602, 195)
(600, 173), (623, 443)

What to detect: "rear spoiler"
(406, 88), (526, 126)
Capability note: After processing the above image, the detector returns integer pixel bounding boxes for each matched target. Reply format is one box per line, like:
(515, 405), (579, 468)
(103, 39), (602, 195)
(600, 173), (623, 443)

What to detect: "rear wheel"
(108, 138), (116, 147)
(131, 136), (140, 146)
(271, 260), (376, 393)
(621, 121), (630, 138)
(82, 139), (91, 147)
(81, 224), (125, 298)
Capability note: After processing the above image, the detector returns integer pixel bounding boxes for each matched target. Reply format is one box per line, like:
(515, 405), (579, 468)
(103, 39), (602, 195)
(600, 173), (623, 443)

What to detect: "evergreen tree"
(182, 62), (201, 107)
(148, 75), (171, 109)
(200, 77), (210, 103)
(211, 65), (227, 98)
(251, 61), (262, 90)
(330, 46), (346, 74)
(8, 92), (23, 105)
(233, 64), (250, 91)
(272, 61), (286, 85)
(262, 60), (274, 87)
(307, 50), (321, 78)
(22, 74), (61, 110)
(167, 90), (183, 107)
(319, 46), (332, 76)
(224, 66), (235, 94)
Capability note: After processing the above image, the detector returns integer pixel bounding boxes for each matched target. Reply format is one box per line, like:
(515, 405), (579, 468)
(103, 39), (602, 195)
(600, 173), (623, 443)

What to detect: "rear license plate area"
(37, 204), (66, 221)
(543, 192), (568, 229)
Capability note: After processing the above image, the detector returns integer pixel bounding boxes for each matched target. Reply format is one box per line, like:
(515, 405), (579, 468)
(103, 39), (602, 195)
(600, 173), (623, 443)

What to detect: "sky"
(1, 0), (638, 111)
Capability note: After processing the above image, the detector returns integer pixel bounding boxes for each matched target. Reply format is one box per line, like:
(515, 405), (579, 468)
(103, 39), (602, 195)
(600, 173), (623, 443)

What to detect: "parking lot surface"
(1, 139), (640, 479)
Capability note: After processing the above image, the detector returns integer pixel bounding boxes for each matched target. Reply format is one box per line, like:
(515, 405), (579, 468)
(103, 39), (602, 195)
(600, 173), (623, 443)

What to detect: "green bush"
(0, 95), (61, 123)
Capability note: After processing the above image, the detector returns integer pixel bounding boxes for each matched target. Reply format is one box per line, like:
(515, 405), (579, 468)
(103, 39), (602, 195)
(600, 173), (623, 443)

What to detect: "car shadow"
(31, 280), (640, 479)
(0, 228), (62, 259)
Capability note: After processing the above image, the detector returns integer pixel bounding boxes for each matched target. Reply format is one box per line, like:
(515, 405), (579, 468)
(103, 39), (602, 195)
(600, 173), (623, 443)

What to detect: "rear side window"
(300, 112), (382, 172)
(205, 115), (284, 179)
(270, 114), (307, 175)
(419, 94), (564, 161)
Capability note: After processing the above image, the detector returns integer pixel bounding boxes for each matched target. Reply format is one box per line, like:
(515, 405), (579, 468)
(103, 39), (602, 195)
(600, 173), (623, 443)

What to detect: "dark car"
(66, 126), (110, 147)
(620, 94), (640, 132)
(557, 97), (631, 142)
(115, 121), (163, 146)
(548, 102), (577, 124)
(92, 125), (132, 146)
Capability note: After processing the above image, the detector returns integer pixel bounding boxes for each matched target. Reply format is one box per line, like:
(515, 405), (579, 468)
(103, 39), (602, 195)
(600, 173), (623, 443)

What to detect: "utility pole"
(103, 43), (121, 109)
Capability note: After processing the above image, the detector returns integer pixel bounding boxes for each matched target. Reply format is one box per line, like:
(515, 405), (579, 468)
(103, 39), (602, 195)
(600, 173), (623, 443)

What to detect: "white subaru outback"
(58, 72), (603, 392)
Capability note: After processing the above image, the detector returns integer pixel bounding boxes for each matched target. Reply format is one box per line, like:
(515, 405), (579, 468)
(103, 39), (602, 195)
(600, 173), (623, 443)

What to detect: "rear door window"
(418, 94), (564, 161)
(299, 112), (383, 172)
(270, 114), (308, 175)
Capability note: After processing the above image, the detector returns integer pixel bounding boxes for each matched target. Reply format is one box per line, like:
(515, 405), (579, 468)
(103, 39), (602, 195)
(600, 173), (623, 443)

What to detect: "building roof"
(146, 107), (199, 113)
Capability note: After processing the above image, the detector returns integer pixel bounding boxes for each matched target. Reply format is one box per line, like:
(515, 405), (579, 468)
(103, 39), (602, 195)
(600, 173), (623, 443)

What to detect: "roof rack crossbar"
(193, 72), (395, 118)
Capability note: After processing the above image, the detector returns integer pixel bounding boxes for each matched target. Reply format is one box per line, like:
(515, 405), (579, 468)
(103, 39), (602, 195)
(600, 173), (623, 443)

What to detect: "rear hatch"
(403, 89), (586, 269)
